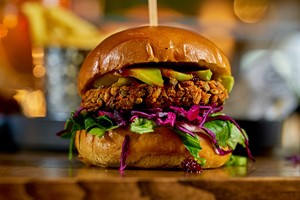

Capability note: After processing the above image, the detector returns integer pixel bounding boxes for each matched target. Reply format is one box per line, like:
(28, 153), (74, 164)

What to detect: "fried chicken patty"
(81, 78), (228, 111)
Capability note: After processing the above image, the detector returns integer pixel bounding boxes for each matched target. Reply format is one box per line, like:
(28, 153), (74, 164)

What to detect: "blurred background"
(0, 0), (299, 156)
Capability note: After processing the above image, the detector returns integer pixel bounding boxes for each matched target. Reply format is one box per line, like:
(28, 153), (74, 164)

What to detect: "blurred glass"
(44, 47), (88, 120)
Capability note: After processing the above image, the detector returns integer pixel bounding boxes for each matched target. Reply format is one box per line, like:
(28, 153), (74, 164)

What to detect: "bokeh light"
(33, 64), (46, 78)
(3, 13), (18, 29)
(234, 0), (269, 23)
(0, 24), (8, 38)
(14, 89), (47, 117)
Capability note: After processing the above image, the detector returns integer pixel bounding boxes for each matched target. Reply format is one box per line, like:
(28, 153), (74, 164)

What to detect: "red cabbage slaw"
(120, 135), (130, 171)
(68, 104), (254, 170)
(130, 105), (253, 159)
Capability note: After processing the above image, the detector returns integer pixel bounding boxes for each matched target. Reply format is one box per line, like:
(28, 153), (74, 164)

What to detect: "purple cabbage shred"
(119, 135), (130, 171)
(73, 106), (85, 117)
(79, 103), (253, 169)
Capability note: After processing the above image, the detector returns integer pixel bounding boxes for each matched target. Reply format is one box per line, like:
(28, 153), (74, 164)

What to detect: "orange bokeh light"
(0, 24), (8, 38)
(3, 14), (18, 29)
(33, 64), (46, 78)
(234, 0), (269, 23)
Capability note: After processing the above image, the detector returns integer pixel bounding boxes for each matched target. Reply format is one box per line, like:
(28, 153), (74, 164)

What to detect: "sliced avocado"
(161, 68), (193, 82)
(125, 68), (163, 86)
(93, 73), (120, 88)
(217, 75), (235, 93)
(112, 77), (134, 87)
(194, 69), (212, 81)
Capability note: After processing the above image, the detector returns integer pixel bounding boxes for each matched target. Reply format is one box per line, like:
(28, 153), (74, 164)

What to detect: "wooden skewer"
(148, 0), (158, 26)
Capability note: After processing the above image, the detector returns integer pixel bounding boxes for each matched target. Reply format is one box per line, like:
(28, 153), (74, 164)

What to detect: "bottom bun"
(75, 127), (231, 169)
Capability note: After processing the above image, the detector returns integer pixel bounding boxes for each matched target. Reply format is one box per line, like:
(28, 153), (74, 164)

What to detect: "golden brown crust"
(78, 26), (231, 95)
(75, 127), (231, 169)
(81, 79), (228, 111)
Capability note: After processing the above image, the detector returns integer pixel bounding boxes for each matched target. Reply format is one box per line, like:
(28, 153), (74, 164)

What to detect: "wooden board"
(0, 152), (299, 200)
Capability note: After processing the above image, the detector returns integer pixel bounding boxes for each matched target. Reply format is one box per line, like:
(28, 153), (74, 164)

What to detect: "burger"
(58, 26), (253, 172)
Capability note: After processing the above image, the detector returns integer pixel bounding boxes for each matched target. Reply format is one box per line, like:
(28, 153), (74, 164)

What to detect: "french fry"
(22, 2), (105, 49)
(21, 2), (47, 46)
(45, 6), (99, 37)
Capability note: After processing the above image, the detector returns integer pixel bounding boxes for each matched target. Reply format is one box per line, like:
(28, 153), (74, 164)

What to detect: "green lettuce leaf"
(84, 115), (118, 137)
(175, 129), (205, 166)
(228, 122), (247, 149)
(60, 111), (86, 139)
(130, 117), (156, 134)
(225, 155), (247, 166)
(204, 120), (245, 150)
(60, 112), (119, 160)
(68, 132), (76, 160)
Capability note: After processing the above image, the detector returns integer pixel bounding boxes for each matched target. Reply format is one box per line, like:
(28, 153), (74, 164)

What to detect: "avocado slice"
(112, 77), (134, 87)
(124, 68), (163, 86)
(194, 69), (212, 81)
(217, 75), (234, 93)
(161, 68), (193, 81)
(93, 73), (120, 88)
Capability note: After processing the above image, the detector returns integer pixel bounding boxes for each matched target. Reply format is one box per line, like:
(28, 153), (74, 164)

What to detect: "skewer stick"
(148, 0), (158, 26)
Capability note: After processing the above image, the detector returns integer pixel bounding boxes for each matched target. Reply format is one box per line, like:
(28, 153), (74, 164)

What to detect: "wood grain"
(0, 152), (299, 200)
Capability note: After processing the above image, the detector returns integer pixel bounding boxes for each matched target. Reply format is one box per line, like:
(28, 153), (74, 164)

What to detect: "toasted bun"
(75, 127), (231, 169)
(78, 26), (231, 95)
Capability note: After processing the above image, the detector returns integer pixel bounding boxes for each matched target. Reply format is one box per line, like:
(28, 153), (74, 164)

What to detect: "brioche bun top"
(78, 26), (231, 95)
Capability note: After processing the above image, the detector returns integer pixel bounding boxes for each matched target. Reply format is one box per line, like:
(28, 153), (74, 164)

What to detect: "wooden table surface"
(0, 152), (299, 200)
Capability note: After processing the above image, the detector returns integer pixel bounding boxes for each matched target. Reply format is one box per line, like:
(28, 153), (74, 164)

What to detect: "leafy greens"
(58, 104), (254, 169)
